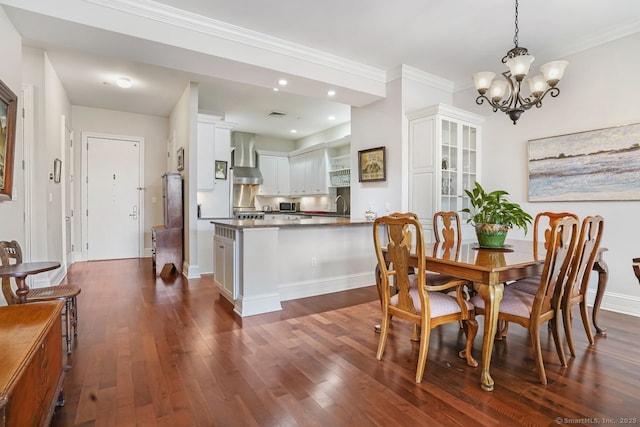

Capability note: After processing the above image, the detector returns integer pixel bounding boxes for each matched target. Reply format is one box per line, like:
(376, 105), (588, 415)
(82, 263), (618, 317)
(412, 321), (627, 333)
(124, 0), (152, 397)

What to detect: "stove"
(233, 211), (265, 220)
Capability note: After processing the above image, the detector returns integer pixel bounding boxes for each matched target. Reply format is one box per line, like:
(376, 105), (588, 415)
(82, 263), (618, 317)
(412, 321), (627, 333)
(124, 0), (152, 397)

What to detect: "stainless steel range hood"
(231, 132), (263, 185)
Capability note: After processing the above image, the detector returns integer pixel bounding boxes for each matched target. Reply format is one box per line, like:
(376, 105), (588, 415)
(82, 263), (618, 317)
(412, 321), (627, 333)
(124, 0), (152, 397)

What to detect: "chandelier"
(472, 0), (568, 124)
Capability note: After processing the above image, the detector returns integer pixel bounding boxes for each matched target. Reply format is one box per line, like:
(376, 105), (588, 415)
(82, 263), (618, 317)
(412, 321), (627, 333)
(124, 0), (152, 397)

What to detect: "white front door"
(86, 135), (141, 260)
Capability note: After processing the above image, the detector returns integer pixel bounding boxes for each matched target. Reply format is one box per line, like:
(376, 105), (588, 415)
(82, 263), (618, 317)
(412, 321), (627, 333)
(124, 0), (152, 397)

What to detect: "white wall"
(43, 53), (71, 266)
(254, 135), (296, 152)
(71, 106), (169, 251)
(169, 82), (198, 276)
(453, 33), (640, 316)
(0, 7), (23, 245)
(295, 122), (350, 149)
(350, 67), (452, 219)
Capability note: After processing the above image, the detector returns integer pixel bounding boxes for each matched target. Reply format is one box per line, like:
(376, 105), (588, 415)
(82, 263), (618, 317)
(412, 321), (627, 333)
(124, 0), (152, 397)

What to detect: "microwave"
(279, 202), (299, 212)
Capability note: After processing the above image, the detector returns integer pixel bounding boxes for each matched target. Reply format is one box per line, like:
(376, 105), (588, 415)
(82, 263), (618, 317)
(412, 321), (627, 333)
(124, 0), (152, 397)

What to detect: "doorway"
(82, 133), (144, 261)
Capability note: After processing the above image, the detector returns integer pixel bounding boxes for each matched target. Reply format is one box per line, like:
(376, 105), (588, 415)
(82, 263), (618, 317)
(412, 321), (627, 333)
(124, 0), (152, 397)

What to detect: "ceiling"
(3, 0), (640, 139)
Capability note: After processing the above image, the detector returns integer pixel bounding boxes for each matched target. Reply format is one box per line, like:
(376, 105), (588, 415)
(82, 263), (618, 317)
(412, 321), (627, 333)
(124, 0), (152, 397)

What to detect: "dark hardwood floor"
(51, 258), (640, 426)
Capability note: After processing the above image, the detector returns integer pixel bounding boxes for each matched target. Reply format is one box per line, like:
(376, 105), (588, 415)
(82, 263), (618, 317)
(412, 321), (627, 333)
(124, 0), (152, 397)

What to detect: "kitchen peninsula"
(211, 217), (374, 316)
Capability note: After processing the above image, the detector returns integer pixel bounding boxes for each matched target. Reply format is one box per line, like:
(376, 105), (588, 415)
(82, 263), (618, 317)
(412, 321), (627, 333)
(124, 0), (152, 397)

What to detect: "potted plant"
(461, 182), (533, 248)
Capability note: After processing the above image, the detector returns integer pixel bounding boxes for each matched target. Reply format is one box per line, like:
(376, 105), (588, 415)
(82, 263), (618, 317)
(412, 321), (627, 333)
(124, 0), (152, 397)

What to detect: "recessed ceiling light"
(290, 129), (297, 134)
(273, 87), (279, 92)
(328, 115), (336, 121)
(327, 90), (336, 97)
(116, 77), (132, 88)
(278, 79), (288, 86)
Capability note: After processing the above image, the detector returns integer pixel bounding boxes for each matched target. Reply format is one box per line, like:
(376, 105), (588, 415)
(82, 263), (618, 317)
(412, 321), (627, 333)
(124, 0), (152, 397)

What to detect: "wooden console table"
(0, 301), (65, 426)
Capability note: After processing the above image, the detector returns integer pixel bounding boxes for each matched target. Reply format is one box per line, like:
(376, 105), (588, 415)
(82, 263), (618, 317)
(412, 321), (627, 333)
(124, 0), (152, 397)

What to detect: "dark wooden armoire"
(151, 173), (183, 276)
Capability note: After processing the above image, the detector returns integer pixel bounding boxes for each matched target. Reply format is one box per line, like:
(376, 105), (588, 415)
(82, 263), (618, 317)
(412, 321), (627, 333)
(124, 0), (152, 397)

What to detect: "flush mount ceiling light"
(472, 0), (568, 125)
(116, 77), (132, 88)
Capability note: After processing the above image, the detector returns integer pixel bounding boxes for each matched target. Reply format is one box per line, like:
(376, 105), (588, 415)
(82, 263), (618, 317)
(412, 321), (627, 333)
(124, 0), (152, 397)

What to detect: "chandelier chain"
(472, 0), (567, 124)
(513, 0), (519, 48)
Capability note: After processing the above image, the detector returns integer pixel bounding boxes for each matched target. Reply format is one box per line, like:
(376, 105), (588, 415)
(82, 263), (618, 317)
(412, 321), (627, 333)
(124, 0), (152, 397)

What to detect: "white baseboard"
(234, 293), (282, 317)
(278, 273), (373, 302)
(183, 261), (200, 279)
(587, 289), (640, 317)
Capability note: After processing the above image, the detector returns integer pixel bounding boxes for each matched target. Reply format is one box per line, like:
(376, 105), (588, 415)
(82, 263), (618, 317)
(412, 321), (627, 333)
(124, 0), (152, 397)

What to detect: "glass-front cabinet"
(440, 119), (478, 217)
(407, 104), (484, 240)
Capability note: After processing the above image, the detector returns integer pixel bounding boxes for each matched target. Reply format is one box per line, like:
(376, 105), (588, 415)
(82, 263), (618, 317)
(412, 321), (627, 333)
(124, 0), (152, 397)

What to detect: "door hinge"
(86, 209), (88, 216)
(21, 107), (25, 118)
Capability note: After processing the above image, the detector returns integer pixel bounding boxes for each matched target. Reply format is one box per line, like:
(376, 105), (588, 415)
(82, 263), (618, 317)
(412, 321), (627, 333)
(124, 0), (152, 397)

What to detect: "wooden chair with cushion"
(373, 212), (478, 383)
(562, 215), (604, 356)
(500, 211), (579, 336)
(471, 215), (579, 385)
(509, 211), (579, 293)
(0, 240), (81, 354)
(433, 211), (462, 246)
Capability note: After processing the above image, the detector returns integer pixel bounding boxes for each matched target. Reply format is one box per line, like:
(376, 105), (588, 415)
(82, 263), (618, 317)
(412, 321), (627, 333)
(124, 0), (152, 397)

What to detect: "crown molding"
(84, 0), (386, 84)
(387, 65), (454, 92)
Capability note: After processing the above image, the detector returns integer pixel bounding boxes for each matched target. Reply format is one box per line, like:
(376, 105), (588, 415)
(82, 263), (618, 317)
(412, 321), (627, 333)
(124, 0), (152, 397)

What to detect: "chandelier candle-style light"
(472, 0), (568, 124)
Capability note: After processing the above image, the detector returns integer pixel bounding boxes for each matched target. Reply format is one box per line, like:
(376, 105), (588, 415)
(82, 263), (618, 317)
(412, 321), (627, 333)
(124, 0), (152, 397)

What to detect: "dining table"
(378, 238), (609, 391)
(0, 261), (61, 304)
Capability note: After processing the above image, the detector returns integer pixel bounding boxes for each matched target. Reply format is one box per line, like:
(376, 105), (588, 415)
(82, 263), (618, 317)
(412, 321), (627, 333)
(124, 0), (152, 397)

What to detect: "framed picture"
(0, 78), (18, 200)
(528, 123), (640, 201)
(177, 147), (184, 171)
(53, 158), (62, 183)
(215, 160), (228, 180)
(358, 146), (386, 182)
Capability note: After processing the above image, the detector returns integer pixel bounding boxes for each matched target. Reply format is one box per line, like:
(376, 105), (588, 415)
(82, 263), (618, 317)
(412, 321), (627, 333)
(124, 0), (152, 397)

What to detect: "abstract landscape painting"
(528, 123), (640, 201)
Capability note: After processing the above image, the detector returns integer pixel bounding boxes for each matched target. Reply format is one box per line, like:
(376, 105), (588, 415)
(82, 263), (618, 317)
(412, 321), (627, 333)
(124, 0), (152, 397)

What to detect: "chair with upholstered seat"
(500, 212), (579, 336)
(471, 215), (578, 385)
(1, 240), (81, 354)
(373, 212), (478, 383)
(509, 211), (579, 293)
(431, 211), (465, 285)
(562, 215), (604, 356)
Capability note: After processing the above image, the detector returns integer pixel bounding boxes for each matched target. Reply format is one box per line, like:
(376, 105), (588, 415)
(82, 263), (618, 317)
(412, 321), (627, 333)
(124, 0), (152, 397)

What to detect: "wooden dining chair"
(562, 215), (604, 356)
(471, 215), (579, 385)
(433, 211), (462, 247)
(500, 212), (579, 336)
(0, 240), (81, 354)
(373, 213), (478, 383)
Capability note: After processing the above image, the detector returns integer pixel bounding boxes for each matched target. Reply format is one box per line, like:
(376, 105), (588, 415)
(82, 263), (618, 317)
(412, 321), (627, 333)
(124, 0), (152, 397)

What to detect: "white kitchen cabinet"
(407, 104), (484, 240)
(289, 149), (328, 196)
(258, 154), (290, 196)
(214, 227), (236, 302)
(197, 114), (233, 194)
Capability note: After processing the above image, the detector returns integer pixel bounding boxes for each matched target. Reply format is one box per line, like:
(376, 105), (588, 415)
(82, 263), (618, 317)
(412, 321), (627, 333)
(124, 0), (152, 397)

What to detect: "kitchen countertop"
(198, 212), (349, 220)
(211, 217), (372, 229)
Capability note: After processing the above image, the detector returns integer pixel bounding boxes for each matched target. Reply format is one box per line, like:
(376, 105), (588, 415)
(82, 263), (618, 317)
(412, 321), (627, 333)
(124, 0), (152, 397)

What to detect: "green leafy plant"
(461, 182), (533, 233)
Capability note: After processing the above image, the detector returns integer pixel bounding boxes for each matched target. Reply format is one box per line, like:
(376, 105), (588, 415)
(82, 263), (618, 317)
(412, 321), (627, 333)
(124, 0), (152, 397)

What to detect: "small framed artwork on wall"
(177, 147), (184, 171)
(215, 160), (228, 180)
(358, 146), (386, 182)
(0, 78), (18, 200)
